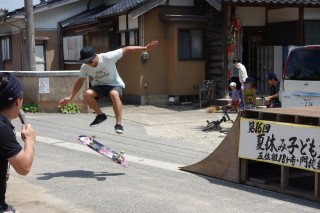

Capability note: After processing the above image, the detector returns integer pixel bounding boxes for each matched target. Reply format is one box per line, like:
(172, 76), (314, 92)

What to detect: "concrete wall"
(5, 71), (89, 113)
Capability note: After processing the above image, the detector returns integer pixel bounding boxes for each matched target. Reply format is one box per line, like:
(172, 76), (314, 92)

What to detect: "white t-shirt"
(237, 63), (248, 84)
(80, 49), (125, 88)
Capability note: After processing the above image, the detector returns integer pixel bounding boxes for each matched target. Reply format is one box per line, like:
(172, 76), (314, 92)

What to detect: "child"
(242, 77), (256, 109)
(229, 82), (239, 111)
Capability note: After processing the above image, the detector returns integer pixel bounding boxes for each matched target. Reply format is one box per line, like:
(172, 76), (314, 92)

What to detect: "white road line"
(16, 132), (184, 173)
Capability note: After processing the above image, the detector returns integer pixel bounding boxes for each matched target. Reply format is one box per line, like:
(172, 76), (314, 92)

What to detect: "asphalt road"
(6, 106), (320, 213)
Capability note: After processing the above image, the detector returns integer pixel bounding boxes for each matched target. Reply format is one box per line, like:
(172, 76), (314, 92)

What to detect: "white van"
(279, 45), (320, 107)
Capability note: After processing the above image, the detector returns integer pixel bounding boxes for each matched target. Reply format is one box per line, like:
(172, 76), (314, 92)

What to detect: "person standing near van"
(264, 72), (281, 108)
(232, 59), (248, 109)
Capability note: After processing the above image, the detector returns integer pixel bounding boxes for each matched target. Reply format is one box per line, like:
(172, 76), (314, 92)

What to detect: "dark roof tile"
(61, 0), (164, 29)
(59, 5), (108, 29)
(94, 0), (147, 19)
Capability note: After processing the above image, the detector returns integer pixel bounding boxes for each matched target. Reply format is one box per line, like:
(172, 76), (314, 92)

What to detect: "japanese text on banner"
(239, 118), (320, 172)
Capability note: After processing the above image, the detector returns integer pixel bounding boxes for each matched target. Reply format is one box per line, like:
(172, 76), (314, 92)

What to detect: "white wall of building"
(237, 7), (266, 26)
(168, 0), (194, 6)
(268, 8), (299, 23)
(304, 8), (320, 20)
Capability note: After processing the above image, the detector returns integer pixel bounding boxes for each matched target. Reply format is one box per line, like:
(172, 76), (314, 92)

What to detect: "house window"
(117, 14), (139, 47)
(129, 30), (138, 45)
(63, 35), (83, 61)
(305, 21), (320, 45)
(178, 29), (203, 60)
(120, 32), (126, 46)
(1, 37), (11, 61)
(118, 30), (138, 46)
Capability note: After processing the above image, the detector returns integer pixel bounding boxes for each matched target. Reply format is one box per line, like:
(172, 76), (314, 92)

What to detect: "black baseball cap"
(0, 72), (23, 105)
(232, 58), (241, 63)
(266, 72), (277, 80)
(246, 77), (255, 83)
(79, 46), (95, 63)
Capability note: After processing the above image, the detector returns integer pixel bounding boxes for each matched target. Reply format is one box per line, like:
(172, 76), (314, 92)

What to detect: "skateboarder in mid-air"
(59, 41), (159, 134)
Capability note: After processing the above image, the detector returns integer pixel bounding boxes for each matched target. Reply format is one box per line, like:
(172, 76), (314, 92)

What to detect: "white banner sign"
(39, 78), (50, 94)
(239, 118), (320, 172)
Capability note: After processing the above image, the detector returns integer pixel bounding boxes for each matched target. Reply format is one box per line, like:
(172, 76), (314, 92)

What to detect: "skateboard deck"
(77, 135), (128, 168)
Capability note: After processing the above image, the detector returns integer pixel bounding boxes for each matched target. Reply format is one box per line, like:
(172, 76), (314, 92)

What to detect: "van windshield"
(284, 48), (320, 80)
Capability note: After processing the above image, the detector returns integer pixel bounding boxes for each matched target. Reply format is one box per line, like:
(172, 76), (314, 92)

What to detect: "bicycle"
(202, 109), (233, 132)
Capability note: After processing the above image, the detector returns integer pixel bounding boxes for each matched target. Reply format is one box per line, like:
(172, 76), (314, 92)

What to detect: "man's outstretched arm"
(122, 41), (158, 55)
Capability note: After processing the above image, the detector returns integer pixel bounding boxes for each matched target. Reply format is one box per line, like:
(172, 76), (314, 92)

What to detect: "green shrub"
(59, 102), (80, 114)
(22, 103), (38, 113)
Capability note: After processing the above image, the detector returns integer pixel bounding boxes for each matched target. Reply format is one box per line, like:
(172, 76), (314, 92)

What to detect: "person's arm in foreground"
(8, 124), (36, 175)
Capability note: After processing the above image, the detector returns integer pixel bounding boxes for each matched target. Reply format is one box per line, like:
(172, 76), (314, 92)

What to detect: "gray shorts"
(89, 85), (124, 100)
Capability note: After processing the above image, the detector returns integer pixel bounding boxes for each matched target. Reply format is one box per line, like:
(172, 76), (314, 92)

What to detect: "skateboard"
(77, 135), (128, 168)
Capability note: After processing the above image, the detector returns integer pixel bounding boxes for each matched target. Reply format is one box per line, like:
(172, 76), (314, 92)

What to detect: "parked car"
(279, 45), (320, 107)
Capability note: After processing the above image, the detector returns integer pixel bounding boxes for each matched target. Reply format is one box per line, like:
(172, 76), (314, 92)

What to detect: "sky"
(1, 0), (41, 11)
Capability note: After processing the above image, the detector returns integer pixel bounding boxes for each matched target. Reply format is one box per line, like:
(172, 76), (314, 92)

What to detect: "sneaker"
(0, 204), (19, 213)
(114, 124), (124, 134)
(90, 113), (107, 126)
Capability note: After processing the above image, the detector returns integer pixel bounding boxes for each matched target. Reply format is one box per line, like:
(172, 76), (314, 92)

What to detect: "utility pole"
(24, 0), (36, 71)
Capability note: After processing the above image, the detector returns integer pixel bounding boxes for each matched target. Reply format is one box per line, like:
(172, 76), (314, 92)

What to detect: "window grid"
(178, 29), (203, 60)
(1, 37), (11, 61)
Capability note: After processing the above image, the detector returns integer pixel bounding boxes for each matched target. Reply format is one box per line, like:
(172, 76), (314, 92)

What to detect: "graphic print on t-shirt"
(95, 69), (110, 79)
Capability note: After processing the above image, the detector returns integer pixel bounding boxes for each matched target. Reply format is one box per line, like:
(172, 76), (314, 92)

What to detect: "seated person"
(264, 72), (281, 108)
